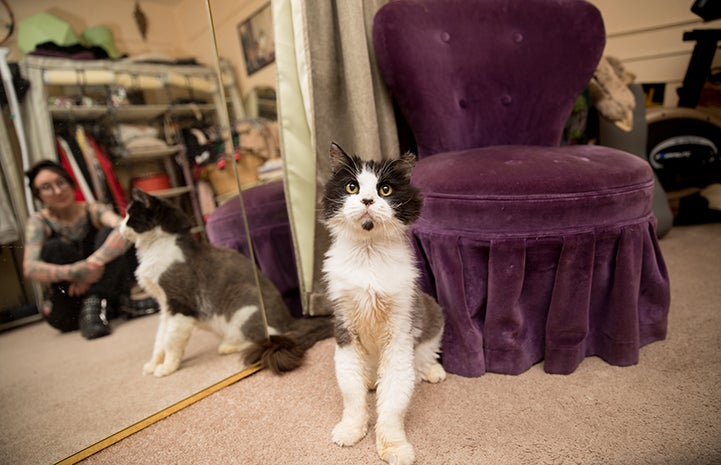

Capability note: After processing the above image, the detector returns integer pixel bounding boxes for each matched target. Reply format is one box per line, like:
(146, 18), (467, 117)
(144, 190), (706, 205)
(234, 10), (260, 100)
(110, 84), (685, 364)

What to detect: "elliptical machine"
(646, 0), (721, 223)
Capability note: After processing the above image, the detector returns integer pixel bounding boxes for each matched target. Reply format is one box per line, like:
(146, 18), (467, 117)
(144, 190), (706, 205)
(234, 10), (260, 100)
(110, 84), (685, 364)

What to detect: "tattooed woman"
(23, 160), (135, 339)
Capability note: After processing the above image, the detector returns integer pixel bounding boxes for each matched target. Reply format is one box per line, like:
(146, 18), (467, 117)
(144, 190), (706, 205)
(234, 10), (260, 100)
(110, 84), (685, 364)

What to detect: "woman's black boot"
(79, 295), (110, 339)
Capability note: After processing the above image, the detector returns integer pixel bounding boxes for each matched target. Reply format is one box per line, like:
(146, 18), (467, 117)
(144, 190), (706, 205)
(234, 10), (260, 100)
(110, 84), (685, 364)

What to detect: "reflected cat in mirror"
(120, 188), (332, 377)
(322, 143), (446, 465)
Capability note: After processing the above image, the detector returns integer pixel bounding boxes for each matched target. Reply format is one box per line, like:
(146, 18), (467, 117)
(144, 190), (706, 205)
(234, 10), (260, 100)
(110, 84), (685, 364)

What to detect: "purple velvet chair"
(373, 0), (670, 377)
(205, 180), (302, 318)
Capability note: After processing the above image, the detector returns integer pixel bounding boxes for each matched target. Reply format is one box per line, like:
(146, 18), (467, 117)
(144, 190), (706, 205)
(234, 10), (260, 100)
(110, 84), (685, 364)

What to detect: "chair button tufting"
(501, 94), (512, 105)
(440, 31), (451, 42)
(512, 31), (524, 43)
(458, 98), (468, 109)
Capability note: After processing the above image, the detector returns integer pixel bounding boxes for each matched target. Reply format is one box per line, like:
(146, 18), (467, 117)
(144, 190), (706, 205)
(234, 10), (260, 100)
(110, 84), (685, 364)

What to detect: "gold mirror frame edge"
(55, 363), (263, 465)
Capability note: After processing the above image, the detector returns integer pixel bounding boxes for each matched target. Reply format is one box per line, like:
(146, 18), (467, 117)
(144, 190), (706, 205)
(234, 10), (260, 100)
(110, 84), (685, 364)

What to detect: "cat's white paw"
(143, 361), (158, 375)
(332, 420), (368, 447)
(378, 440), (415, 465)
(422, 362), (447, 384)
(153, 362), (179, 377)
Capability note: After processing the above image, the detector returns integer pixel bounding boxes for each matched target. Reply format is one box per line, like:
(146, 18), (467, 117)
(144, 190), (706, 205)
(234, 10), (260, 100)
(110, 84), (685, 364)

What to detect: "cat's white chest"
(325, 238), (418, 359)
(134, 232), (185, 301)
(325, 239), (417, 302)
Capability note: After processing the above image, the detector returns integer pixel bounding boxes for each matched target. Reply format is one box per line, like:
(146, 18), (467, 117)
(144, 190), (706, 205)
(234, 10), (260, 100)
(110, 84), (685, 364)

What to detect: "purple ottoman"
(206, 180), (302, 317)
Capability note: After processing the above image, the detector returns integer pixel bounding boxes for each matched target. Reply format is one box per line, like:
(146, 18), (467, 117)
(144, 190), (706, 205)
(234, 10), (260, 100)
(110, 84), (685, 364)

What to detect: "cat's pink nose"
(361, 198), (374, 206)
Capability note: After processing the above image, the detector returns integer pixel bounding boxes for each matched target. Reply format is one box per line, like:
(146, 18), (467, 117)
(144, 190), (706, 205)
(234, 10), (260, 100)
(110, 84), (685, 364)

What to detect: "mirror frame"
(57, 364), (261, 464)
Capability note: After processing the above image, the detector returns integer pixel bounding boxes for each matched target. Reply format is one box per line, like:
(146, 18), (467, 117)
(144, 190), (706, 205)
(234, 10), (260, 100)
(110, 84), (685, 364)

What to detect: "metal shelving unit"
(19, 56), (245, 237)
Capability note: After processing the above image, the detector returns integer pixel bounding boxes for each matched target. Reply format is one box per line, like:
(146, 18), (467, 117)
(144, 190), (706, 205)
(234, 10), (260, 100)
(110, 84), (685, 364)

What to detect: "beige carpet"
(73, 223), (721, 465)
(0, 310), (247, 465)
(2, 223), (720, 464)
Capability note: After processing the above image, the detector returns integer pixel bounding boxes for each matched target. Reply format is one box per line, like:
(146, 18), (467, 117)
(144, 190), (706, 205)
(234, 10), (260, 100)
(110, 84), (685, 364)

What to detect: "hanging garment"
(75, 126), (108, 203)
(57, 149), (85, 202)
(57, 136), (95, 202)
(86, 133), (128, 215)
(0, 173), (19, 244)
(60, 132), (97, 200)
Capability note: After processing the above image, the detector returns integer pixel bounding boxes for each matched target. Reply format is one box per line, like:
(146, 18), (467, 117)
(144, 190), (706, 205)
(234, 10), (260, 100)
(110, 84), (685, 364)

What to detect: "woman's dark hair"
(25, 160), (76, 199)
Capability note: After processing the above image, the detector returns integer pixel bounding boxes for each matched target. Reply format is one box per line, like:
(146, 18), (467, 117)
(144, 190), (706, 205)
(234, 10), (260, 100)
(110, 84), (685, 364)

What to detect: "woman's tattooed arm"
(86, 229), (131, 265)
(22, 214), (91, 283)
(86, 203), (132, 265)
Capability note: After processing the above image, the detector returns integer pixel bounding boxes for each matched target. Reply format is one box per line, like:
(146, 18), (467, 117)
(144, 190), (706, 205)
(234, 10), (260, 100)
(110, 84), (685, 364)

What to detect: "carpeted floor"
(2, 223), (720, 464)
(0, 308), (246, 465)
(76, 223), (721, 465)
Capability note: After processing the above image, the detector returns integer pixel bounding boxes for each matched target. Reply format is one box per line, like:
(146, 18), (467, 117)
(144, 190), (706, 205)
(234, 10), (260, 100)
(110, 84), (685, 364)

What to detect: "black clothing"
(40, 210), (134, 332)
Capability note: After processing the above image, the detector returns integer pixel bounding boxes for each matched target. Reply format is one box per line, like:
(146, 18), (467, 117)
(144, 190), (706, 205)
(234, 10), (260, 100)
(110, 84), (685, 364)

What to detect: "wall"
(4, 0), (187, 61)
(590, 0), (721, 105)
(176, 0), (277, 105)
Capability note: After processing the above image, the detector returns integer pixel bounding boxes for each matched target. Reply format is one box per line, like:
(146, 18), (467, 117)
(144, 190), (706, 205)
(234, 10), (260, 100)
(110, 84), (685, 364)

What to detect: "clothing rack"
(19, 55), (245, 236)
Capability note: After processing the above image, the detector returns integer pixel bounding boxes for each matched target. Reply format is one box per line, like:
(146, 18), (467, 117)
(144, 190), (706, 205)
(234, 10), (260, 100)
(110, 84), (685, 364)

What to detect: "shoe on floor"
(79, 296), (110, 340)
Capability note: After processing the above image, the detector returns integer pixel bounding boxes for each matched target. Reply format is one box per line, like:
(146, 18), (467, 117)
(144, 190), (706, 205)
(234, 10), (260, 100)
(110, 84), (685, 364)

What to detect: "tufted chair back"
(373, 0), (605, 159)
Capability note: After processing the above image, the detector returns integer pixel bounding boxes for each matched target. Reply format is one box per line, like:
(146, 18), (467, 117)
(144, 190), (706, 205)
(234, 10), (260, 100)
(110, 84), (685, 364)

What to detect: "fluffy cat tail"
(242, 316), (334, 375)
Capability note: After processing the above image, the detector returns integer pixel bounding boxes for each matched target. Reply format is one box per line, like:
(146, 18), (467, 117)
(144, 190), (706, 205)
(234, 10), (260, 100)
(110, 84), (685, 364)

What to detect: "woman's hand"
(66, 259), (104, 297)
(69, 259), (105, 285)
(68, 281), (90, 297)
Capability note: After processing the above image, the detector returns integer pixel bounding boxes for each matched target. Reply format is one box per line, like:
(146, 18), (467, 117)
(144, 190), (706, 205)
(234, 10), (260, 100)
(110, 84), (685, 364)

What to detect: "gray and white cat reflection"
(119, 188), (332, 378)
(323, 143), (446, 465)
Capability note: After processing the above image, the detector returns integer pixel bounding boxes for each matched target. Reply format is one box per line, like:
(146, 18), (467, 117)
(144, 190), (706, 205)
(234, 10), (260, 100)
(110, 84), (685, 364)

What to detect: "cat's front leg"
(143, 308), (168, 375)
(152, 313), (195, 377)
(376, 334), (416, 465)
(332, 342), (370, 447)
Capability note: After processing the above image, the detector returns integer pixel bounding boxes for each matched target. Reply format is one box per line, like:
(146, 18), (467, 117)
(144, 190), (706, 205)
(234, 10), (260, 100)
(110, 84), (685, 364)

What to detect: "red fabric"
(86, 135), (128, 216)
(56, 139), (86, 202)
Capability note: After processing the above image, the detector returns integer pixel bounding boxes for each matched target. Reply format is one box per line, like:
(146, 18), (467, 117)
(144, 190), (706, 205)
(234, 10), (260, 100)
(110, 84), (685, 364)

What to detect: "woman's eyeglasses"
(36, 178), (70, 194)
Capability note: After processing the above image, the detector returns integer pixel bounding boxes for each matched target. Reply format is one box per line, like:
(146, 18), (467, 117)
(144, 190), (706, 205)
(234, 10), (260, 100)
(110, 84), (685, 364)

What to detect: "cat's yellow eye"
(345, 182), (359, 195)
(379, 184), (393, 197)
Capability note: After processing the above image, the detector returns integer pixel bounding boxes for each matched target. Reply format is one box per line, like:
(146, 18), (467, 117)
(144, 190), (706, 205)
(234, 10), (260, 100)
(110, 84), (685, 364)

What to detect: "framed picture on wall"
(237, 4), (275, 76)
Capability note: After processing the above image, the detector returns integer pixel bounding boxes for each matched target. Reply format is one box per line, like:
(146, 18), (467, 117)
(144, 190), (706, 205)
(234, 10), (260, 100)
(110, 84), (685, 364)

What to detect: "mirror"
(0, 1), (279, 463)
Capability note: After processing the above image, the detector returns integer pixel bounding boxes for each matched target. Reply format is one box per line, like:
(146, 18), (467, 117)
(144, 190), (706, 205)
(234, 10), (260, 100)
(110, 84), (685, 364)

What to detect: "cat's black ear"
(132, 188), (152, 207)
(395, 151), (417, 180)
(329, 142), (351, 173)
(400, 151), (417, 169)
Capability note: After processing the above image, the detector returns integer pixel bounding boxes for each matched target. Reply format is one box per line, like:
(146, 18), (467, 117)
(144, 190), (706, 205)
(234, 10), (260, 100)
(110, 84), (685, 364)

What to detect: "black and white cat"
(120, 188), (332, 377)
(322, 143), (446, 465)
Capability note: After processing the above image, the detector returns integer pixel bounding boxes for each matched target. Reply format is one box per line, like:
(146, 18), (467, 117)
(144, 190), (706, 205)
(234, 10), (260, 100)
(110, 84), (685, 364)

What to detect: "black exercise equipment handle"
(677, 29), (721, 108)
